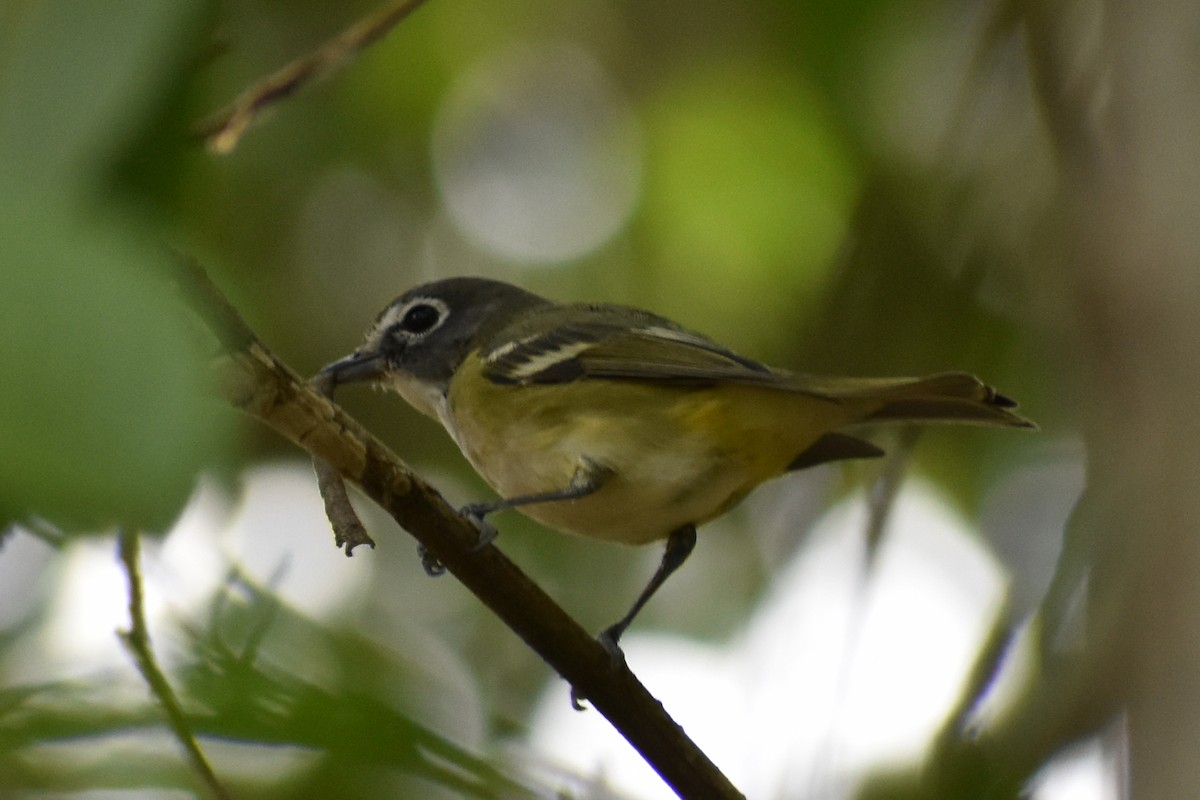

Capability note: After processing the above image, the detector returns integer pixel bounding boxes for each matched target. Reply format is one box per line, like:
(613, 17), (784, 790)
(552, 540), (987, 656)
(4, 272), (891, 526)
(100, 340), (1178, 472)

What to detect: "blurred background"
(2, 0), (1198, 797)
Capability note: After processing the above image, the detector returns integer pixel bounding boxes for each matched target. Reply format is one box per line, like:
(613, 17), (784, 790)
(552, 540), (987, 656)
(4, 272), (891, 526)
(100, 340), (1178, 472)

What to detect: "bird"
(318, 276), (1034, 658)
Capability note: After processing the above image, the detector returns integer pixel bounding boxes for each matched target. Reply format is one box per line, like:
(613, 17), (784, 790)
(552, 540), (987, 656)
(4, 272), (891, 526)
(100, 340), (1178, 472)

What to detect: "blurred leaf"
(0, 0), (230, 531)
(0, 573), (542, 799)
(0, 205), (232, 531)
(641, 58), (859, 357)
(0, 0), (208, 204)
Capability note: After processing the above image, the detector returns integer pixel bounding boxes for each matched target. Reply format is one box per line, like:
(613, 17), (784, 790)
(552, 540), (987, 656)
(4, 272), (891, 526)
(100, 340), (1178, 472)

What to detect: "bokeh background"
(3, 0), (1198, 797)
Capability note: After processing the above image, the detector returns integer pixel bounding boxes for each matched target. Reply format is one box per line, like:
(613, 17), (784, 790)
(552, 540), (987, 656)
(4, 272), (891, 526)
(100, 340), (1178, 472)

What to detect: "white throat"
(383, 372), (461, 444)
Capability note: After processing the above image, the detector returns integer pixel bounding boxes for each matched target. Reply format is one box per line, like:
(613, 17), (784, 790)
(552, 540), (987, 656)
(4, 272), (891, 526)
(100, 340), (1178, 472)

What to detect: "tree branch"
(176, 256), (744, 800)
(117, 528), (234, 800)
(197, 0), (433, 154)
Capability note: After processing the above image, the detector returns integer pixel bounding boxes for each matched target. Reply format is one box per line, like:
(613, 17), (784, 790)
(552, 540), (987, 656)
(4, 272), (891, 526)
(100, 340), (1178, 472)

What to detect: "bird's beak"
(316, 350), (387, 388)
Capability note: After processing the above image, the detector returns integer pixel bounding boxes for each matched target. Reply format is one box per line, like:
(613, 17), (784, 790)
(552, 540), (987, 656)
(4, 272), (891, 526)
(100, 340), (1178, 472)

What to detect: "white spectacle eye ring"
(381, 296), (450, 341)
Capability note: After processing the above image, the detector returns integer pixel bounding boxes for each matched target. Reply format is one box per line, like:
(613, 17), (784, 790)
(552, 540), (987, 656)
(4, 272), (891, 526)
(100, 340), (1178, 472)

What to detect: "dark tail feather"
(866, 396), (1034, 427)
(787, 432), (886, 471)
(856, 372), (1036, 429)
(789, 371), (1035, 429)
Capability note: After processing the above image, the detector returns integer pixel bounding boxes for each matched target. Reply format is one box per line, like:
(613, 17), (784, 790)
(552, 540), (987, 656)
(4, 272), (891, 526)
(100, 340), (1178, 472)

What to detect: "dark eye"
(400, 303), (442, 335)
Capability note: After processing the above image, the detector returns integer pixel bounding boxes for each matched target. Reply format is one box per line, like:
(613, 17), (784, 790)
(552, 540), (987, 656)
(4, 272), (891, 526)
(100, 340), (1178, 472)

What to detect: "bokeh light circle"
(432, 42), (642, 263)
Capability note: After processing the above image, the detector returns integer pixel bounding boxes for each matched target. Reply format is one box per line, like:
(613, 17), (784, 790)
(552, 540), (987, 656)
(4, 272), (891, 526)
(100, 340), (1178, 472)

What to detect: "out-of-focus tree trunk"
(1077, 2), (1200, 796)
(986, 0), (1200, 795)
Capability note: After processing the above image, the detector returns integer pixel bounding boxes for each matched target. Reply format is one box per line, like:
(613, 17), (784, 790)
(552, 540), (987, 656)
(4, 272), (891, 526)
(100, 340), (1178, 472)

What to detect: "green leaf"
(0, 204), (231, 531)
(0, 0), (207, 204)
(0, 0), (227, 531)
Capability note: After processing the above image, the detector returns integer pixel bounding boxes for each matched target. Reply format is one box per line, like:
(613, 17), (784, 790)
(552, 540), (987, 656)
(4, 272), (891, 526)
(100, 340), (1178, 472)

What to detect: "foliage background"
(2, 0), (1197, 797)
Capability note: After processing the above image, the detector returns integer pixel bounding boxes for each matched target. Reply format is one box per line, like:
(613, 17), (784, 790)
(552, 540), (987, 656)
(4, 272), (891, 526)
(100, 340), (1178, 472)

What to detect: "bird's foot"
(569, 624), (628, 711)
(417, 544), (445, 577)
(459, 503), (500, 551)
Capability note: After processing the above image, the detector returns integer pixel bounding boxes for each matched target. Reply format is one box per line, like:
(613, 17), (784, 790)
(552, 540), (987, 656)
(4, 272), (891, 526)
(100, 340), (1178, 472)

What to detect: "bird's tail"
(794, 371), (1036, 429)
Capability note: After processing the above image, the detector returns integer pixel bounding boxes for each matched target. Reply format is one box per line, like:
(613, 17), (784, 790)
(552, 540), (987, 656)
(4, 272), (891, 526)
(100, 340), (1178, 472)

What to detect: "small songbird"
(319, 277), (1033, 654)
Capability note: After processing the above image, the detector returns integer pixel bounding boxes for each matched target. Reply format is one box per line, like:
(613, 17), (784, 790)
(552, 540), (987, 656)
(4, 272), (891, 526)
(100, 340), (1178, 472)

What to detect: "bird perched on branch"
(320, 277), (1033, 658)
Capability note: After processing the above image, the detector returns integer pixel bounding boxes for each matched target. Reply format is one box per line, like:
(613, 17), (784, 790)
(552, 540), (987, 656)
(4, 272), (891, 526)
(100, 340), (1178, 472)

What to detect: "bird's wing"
(479, 303), (787, 386)
(477, 305), (1033, 428)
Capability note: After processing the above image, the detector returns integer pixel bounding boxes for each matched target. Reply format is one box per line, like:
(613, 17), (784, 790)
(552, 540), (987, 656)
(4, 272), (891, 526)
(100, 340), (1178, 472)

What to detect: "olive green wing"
(476, 303), (1034, 428)
(479, 303), (786, 386)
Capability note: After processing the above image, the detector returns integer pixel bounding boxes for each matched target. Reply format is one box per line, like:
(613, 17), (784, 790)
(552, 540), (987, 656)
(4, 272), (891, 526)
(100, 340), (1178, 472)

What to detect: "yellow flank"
(446, 352), (862, 544)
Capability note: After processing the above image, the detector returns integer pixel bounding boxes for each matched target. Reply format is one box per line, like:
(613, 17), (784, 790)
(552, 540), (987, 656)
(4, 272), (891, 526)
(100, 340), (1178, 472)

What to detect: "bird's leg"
(571, 524), (697, 710)
(599, 524), (697, 654)
(460, 457), (612, 549)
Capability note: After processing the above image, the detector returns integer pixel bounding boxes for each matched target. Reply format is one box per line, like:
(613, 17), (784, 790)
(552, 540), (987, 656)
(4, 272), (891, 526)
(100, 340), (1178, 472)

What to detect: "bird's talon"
(417, 544), (445, 576)
(471, 520), (499, 551)
(597, 626), (627, 665)
(460, 501), (489, 519)
(460, 504), (500, 551)
(568, 627), (627, 711)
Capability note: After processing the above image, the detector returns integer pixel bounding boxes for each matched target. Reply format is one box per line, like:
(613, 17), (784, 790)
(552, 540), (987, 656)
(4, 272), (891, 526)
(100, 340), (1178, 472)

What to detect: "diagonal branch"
(175, 255), (745, 800)
(197, 0), (432, 154)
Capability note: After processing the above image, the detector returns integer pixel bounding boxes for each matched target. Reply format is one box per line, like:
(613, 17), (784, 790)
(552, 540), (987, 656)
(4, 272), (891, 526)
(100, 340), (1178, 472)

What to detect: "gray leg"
(460, 457), (613, 548)
(572, 525), (698, 710)
(599, 524), (697, 653)
(424, 460), (611, 576)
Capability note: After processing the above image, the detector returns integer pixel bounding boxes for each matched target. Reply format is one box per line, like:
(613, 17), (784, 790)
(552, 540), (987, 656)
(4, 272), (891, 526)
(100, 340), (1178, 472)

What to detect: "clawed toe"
(569, 684), (589, 711)
(569, 627), (628, 711)
(419, 505), (498, 575)
(470, 519), (499, 551)
(460, 504), (500, 551)
(597, 625), (627, 664)
(417, 544), (445, 576)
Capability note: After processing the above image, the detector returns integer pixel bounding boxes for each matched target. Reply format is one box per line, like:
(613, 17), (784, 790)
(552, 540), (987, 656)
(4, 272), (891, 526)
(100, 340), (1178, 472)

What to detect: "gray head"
(318, 277), (549, 395)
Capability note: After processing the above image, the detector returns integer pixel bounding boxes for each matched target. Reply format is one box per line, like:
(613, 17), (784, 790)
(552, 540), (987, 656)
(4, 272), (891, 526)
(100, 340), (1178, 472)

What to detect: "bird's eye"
(400, 303), (443, 335)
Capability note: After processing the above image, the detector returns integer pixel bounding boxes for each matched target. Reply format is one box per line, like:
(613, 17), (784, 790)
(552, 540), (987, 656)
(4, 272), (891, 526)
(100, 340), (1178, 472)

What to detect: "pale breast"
(516, 441), (751, 544)
(443, 376), (780, 544)
(439, 350), (860, 544)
